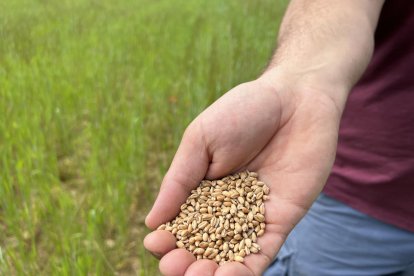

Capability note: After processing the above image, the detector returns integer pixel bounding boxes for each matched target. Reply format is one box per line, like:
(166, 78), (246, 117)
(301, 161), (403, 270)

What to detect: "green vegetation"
(0, 0), (287, 274)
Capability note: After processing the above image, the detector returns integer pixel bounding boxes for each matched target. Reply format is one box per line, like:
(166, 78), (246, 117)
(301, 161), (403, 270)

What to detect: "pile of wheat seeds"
(157, 170), (270, 265)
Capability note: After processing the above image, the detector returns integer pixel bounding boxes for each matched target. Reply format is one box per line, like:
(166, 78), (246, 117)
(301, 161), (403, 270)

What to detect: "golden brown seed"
(204, 247), (214, 257)
(259, 203), (265, 215)
(213, 201), (222, 207)
(215, 254), (221, 262)
(194, 248), (205, 255)
(198, 221), (208, 229)
(203, 233), (209, 242)
(199, 242), (209, 248)
(228, 250), (234, 261)
(202, 214), (213, 220)
(234, 234), (242, 241)
(245, 238), (252, 248)
(254, 214), (265, 223)
(247, 212), (254, 222)
(245, 247), (250, 255)
(251, 231), (257, 242)
(234, 255), (244, 262)
(178, 224), (187, 230)
(239, 239), (245, 250)
(235, 223), (242, 233)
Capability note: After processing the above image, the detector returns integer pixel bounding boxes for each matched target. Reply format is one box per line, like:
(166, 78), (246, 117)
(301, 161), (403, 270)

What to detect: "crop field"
(0, 0), (287, 275)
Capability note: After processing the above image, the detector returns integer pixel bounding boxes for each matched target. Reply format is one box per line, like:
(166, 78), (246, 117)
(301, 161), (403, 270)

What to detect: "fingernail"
(150, 251), (162, 259)
(144, 213), (151, 227)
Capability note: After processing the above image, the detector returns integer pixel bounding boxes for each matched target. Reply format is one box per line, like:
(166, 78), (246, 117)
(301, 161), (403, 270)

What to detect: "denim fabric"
(264, 194), (414, 276)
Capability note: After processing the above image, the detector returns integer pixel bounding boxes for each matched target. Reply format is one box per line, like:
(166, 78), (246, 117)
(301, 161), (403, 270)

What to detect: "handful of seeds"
(157, 171), (270, 265)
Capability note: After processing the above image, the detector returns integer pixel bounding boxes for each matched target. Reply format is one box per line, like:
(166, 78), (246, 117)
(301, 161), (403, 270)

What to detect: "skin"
(145, 0), (385, 275)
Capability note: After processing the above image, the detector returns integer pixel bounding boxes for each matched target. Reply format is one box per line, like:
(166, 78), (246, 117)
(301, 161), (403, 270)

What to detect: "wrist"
(258, 66), (350, 115)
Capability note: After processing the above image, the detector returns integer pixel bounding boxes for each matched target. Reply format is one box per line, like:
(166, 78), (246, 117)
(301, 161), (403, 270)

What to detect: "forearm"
(262, 0), (384, 110)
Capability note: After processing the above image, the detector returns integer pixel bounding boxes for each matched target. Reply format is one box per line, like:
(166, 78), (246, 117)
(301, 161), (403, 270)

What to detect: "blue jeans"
(264, 194), (414, 276)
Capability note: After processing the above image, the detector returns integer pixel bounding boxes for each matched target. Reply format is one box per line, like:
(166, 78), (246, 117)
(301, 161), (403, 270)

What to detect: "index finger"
(145, 124), (209, 229)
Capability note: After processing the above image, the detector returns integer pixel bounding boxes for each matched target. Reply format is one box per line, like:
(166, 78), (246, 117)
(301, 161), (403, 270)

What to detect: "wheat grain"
(157, 170), (270, 264)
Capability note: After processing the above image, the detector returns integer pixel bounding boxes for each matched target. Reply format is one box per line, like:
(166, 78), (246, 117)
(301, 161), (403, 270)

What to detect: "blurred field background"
(0, 0), (287, 275)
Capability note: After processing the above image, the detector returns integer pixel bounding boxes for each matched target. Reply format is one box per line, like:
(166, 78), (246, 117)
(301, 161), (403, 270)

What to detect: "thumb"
(145, 123), (210, 229)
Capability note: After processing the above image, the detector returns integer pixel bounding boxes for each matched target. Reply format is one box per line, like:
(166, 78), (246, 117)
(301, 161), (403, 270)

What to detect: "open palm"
(144, 78), (341, 275)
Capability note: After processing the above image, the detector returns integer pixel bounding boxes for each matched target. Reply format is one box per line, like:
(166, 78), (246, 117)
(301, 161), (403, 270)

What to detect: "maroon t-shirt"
(323, 1), (414, 232)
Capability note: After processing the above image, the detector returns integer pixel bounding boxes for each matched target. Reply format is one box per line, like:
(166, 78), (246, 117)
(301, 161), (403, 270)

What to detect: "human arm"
(144, 1), (385, 275)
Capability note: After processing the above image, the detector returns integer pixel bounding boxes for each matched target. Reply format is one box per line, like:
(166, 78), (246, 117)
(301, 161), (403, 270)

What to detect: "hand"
(144, 75), (342, 275)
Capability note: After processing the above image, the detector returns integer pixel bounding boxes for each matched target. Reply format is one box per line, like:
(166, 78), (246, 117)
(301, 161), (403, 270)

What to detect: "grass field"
(0, 0), (287, 274)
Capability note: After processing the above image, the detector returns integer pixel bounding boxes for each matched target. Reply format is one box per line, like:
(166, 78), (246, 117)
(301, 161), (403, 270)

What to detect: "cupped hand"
(144, 76), (342, 275)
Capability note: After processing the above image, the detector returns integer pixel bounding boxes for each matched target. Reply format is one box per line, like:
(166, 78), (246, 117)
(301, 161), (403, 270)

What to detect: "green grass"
(0, 0), (287, 274)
